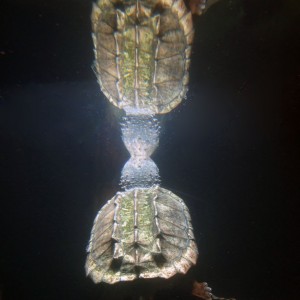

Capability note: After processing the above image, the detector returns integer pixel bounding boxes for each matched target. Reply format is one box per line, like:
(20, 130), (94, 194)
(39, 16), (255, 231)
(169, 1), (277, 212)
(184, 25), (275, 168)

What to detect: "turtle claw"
(192, 281), (213, 300)
(192, 281), (236, 300)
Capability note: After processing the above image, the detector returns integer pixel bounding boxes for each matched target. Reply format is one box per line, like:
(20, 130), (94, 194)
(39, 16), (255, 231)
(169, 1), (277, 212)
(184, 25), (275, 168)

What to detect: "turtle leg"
(188, 0), (207, 15)
(192, 281), (213, 300)
(192, 281), (236, 300)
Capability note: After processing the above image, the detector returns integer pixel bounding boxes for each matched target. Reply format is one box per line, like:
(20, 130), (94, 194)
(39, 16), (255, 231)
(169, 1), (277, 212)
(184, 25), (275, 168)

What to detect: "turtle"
(91, 0), (194, 114)
(85, 186), (198, 284)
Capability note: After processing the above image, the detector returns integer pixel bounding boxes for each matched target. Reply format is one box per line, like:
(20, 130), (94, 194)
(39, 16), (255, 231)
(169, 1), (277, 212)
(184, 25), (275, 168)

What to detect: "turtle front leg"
(192, 281), (212, 300)
(192, 281), (236, 300)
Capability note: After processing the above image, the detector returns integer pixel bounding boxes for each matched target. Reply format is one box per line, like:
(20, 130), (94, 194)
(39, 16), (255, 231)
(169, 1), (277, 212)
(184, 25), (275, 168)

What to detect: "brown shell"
(85, 186), (198, 284)
(91, 0), (194, 114)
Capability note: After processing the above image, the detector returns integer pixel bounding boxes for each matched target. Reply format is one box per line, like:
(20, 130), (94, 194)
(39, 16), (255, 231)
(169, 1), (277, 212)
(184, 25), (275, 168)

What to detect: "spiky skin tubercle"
(86, 186), (198, 284)
(91, 0), (194, 114)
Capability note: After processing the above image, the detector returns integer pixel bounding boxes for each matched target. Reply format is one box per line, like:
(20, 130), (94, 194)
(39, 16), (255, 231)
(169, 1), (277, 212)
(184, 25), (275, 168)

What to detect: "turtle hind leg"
(192, 281), (213, 300)
(192, 281), (236, 300)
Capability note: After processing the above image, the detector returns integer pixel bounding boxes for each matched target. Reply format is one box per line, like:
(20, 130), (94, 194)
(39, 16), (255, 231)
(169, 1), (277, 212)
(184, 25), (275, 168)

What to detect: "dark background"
(0, 0), (299, 299)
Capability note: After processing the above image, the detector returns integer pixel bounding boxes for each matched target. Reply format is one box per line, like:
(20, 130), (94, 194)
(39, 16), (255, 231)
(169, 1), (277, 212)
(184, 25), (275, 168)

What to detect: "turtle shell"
(91, 0), (194, 114)
(85, 186), (198, 284)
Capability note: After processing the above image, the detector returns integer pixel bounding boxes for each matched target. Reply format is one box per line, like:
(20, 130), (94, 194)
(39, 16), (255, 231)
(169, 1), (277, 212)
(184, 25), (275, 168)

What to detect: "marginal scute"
(174, 259), (188, 274)
(185, 45), (192, 57)
(182, 72), (189, 85)
(160, 264), (177, 278)
(185, 29), (195, 45)
(86, 187), (198, 284)
(91, 3), (102, 31)
(172, 0), (187, 19)
(98, 72), (119, 100)
(183, 246), (198, 265)
(180, 11), (193, 36)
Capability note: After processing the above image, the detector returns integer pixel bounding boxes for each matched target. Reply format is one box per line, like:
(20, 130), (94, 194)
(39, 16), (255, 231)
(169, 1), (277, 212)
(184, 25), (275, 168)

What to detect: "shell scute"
(155, 55), (185, 83)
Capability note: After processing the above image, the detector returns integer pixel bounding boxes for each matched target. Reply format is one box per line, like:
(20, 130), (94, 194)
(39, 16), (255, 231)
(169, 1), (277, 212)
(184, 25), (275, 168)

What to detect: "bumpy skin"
(86, 186), (198, 284)
(91, 0), (194, 114)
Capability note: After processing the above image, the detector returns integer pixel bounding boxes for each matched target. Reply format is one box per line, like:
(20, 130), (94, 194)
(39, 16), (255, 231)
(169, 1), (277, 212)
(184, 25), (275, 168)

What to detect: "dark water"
(1, 0), (299, 299)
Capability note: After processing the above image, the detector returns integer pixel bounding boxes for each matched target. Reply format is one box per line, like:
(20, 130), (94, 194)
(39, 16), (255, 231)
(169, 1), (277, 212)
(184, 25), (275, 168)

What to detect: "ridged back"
(85, 187), (198, 283)
(92, 0), (194, 114)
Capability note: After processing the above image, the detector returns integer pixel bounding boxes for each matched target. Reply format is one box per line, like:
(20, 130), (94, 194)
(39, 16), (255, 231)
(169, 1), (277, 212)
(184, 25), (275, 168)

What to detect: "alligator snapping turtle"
(86, 186), (198, 284)
(91, 0), (194, 114)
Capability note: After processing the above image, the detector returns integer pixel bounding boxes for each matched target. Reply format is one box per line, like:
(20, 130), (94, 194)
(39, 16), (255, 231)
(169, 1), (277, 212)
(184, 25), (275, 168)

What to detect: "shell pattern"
(86, 186), (198, 284)
(91, 0), (194, 114)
